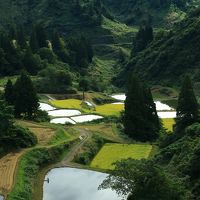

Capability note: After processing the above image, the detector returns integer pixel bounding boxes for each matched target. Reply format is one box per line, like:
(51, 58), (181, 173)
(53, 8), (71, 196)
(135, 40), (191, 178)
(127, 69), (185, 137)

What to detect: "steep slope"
(103, 0), (200, 26)
(119, 9), (200, 89)
(0, 0), (137, 91)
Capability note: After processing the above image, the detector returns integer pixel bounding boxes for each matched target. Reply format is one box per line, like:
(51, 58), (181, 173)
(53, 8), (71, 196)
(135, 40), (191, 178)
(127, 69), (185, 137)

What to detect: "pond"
(43, 168), (123, 200)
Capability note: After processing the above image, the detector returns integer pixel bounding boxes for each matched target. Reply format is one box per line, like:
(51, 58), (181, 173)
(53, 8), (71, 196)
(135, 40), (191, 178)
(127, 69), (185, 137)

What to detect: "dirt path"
(56, 128), (91, 167)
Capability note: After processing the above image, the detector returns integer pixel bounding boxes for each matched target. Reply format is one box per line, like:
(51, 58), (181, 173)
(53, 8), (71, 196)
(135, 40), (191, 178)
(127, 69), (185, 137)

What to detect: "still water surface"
(43, 168), (123, 200)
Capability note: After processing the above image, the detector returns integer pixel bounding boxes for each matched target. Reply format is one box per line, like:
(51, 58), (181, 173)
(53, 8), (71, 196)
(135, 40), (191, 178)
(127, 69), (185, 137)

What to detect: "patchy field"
(95, 104), (124, 116)
(50, 99), (124, 116)
(91, 143), (152, 170)
(162, 118), (175, 132)
(50, 99), (83, 110)
(16, 120), (55, 145)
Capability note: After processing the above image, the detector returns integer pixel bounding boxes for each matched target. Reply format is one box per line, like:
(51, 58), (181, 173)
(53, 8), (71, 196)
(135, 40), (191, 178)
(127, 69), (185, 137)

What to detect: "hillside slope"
(103, 0), (200, 26)
(118, 9), (200, 89)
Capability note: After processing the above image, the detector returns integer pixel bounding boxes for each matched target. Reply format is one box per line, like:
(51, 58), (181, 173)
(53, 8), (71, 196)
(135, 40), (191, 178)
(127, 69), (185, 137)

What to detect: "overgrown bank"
(7, 140), (77, 200)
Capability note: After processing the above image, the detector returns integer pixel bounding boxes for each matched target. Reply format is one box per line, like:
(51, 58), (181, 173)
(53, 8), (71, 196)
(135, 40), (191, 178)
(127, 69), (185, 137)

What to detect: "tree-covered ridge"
(103, 0), (200, 26)
(118, 9), (200, 87)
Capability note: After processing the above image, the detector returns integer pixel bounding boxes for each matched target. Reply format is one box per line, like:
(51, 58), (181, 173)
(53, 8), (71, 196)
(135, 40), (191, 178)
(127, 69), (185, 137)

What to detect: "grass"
(162, 118), (175, 132)
(95, 104), (124, 116)
(48, 128), (72, 145)
(76, 123), (127, 143)
(50, 99), (83, 110)
(91, 143), (152, 170)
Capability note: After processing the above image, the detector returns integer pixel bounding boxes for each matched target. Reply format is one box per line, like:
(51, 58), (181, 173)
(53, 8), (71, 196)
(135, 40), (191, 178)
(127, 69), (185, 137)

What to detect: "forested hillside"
(103, 0), (200, 26)
(116, 8), (200, 93)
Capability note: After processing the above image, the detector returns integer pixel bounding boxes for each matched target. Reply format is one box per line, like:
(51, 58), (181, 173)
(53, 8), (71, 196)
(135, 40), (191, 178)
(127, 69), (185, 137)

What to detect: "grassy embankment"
(7, 122), (79, 200)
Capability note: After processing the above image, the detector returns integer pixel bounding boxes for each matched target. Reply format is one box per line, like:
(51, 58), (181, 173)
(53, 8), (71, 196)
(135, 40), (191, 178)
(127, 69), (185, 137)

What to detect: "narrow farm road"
(56, 128), (91, 167)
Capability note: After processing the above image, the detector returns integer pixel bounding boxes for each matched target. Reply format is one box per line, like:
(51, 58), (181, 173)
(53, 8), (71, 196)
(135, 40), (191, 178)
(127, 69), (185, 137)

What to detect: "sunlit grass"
(50, 99), (83, 110)
(95, 104), (124, 116)
(50, 99), (124, 116)
(91, 143), (152, 170)
(162, 118), (175, 132)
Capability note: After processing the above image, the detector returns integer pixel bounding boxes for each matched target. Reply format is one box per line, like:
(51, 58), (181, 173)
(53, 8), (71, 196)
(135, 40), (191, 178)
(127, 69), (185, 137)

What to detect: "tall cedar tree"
(4, 79), (14, 105)
(132, 25), (153, 54)
(175, 76), (199, 133)
(30, 29), (39, 53)
(124, 74), (160, 141)
(143, 87), (160, 140)
(14, 71), (39, 118)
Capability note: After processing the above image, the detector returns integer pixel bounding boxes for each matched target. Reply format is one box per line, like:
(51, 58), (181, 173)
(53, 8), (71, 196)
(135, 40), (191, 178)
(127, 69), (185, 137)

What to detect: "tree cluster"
(0, 100), (37, 153)
(4, 71), (39, 119)
(132, 25), (154, 54)
(124, 74), (160, 141)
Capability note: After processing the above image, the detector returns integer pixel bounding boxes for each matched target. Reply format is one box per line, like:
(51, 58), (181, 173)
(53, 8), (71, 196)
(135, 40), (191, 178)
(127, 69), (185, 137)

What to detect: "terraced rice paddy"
(48, 109), (81, 117)
(91, 143), (152, 170)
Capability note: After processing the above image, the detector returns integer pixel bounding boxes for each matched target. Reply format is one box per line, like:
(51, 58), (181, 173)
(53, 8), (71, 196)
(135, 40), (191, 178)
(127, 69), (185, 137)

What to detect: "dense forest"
(0, 0), (200, 200)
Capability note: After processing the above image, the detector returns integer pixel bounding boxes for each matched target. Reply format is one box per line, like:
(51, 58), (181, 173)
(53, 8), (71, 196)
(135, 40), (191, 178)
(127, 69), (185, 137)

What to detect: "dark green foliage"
(17, 26), (27, 49)
(9, 125), (37, 148)
(156, 122), (200, 199)
(124, 74), (160, 141)
(33, 110), (50, 122)
(23, 49), (43, 75)
(120, 13), (200, 86)
(103, 0), (197, 26)
(79, 77), (90, 100)
(38, 48), (56, 64)
(75, 135), (106, 165)
(175, 76), (199, 134)
(4, 79), (14, 105)
(100, 159), (188, 200)
(29, 29), (39, 53)
(132, 25), (154, 54)
(0, 100), (37, 152)
(36, 66), (73, 93)
(35, 23), (48, 48)
(14, 71), (39, 118)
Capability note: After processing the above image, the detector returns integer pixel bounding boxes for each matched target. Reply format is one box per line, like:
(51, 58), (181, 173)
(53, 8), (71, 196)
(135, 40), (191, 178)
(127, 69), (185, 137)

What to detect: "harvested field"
(0, 151), (25, 196)
(16, 120), (55, 145)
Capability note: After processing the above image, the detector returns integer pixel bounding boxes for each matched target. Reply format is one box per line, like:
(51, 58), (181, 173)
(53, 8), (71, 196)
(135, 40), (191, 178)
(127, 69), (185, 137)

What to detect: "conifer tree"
(35, 23), (47, 48)
(14, 71), (39, 118)
(17, 27), (27, 49)
(23, 48), (42, 75)
(124, 74), (160, 141)
(143, 87), (160, 140)
(4, 80), (14, 105)
(30, 29), (39, 53)
(175, 76), (199, 133)
(124, 74), (145, 140)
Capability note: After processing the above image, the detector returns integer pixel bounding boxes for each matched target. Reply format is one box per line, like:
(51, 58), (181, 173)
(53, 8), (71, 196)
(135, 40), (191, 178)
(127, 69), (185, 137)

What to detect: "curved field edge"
(7, 140), (77, 200)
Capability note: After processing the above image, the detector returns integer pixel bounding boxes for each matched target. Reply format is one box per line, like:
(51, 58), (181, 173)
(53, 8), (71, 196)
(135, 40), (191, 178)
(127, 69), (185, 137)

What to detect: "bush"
(10, 125), (38, 148)
(33, 110), (50, 122)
